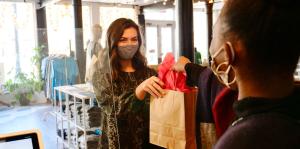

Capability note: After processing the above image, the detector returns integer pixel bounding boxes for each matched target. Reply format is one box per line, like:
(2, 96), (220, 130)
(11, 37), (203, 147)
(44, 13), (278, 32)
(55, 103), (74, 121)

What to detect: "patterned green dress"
(92, 68), (156, 149)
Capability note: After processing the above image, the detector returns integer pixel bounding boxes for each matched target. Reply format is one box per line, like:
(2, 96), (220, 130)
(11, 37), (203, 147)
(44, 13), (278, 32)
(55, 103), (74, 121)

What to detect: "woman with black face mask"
(92, 18), (165, 149)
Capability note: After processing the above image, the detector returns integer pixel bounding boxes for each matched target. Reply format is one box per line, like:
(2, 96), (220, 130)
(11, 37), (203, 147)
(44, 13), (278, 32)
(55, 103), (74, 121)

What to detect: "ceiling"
(8, 0), (208, 7)
(40, 0), (167, 6)
(82, 0), (164, 6)
(4, 0), (207, 5)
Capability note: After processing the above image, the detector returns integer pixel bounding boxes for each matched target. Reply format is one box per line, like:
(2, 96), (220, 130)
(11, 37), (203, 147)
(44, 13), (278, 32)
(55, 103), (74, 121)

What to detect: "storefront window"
(46, 4), (74, 55)
(144, 7), (175, 65)
(193, 1), (224, 64)
(0, 2), (35, 82)
(46, 4), (91, 55)
(144, 8), (174, 21)
(83, 6), (91, 49)
(193, 2), (208, 63)
(99, 6), (138, 46)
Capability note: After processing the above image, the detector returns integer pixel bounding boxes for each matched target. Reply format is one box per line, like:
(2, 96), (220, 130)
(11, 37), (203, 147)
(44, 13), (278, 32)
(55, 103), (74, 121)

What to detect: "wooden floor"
(0, 104), (58, 149)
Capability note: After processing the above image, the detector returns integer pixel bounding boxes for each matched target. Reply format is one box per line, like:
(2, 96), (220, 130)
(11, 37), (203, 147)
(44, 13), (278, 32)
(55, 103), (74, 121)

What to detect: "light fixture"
(163, 1), (166, 5)
(154, 0), (157, 3)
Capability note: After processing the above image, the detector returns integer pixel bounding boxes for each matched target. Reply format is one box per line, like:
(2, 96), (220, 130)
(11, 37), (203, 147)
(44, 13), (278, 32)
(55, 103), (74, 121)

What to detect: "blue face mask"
(117, 45), (139, 60)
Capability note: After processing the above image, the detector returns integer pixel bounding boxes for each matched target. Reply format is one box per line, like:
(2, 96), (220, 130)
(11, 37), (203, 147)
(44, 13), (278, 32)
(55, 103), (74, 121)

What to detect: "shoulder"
(214, 113), (300, 149)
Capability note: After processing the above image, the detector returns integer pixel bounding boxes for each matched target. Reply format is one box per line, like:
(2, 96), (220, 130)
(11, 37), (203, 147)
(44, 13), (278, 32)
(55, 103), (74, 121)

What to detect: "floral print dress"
(92, 68), (156, 149)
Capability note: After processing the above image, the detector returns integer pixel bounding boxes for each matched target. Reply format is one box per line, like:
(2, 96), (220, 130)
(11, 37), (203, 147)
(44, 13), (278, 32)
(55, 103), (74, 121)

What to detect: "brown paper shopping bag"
(150, 89), (197, 149)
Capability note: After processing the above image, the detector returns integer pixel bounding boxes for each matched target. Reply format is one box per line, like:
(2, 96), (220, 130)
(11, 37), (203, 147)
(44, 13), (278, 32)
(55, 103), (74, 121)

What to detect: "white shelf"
(52, 84), (99, 149)
(57, 135), (76, 149)
(53, 111), (86, 131)
(54, 84), (95, 100)
(69, 120), (85, 131)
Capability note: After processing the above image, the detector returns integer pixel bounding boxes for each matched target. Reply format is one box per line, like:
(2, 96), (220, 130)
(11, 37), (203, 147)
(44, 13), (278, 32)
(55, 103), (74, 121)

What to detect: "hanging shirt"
(50, 57), (79, 99)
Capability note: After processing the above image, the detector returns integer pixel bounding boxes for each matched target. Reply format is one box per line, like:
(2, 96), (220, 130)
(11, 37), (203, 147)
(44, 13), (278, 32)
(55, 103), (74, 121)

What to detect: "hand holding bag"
(150, 53), (197, 149)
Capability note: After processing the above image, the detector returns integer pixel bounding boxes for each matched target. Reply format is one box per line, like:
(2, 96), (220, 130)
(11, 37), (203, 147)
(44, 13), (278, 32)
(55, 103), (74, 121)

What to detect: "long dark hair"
(106, 18), (147, 80)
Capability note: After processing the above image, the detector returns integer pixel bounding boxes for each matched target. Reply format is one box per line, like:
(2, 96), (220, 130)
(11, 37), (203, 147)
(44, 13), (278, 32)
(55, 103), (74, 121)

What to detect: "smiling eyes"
(119, 37), (138, 43)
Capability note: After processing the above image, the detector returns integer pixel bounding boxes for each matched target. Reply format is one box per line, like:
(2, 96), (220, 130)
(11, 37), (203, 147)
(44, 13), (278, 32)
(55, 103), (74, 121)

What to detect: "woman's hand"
(135, 76), (166, 100)
(172, 56), (191, 72)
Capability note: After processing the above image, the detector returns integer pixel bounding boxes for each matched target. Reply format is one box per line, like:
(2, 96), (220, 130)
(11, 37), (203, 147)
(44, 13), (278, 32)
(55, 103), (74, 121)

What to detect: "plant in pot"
(4, 72), (43, 106)
(31, 45), (46, 81)
(4, 45), (44, 106)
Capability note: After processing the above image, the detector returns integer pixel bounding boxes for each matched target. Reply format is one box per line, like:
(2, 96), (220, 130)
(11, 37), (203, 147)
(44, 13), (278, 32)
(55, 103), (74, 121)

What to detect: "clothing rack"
(41, 55), (79, 101)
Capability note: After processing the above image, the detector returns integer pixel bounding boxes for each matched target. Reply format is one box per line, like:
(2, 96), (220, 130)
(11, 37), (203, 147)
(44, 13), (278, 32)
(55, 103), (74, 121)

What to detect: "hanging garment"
(42, 56), (79, 100)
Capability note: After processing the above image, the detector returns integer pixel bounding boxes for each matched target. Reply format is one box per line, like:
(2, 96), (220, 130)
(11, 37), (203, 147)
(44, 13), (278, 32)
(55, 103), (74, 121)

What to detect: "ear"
(224, 42), (236, 65)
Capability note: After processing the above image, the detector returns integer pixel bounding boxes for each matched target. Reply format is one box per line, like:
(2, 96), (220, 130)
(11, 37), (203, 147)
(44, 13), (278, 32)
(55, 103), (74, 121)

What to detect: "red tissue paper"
(158, 53), (192, 93)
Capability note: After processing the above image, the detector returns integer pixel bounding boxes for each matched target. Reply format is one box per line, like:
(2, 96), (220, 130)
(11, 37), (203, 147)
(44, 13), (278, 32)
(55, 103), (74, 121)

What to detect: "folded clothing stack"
(78, 134), (100, 149)
(69, 103), (84, 126)
(62, 103), (102, 148)
(69, 103), (83, 117)
(66, 103), (101, 128)
(70, 128), (77, 146)
(79, 106), (102, 129)
(70, 128), (101, 149)
(57, 129), (67, 140)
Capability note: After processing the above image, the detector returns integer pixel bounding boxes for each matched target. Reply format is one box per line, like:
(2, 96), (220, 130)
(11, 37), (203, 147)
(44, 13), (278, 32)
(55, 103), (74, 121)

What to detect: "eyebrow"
(120, 36), (138, 39)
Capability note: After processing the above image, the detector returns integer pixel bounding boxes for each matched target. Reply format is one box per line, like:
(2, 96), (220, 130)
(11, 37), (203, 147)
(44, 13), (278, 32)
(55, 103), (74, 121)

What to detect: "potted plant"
(3, 45), (45, 106)
(4, 72), (43, 106)
(31, 45), (46, 81)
